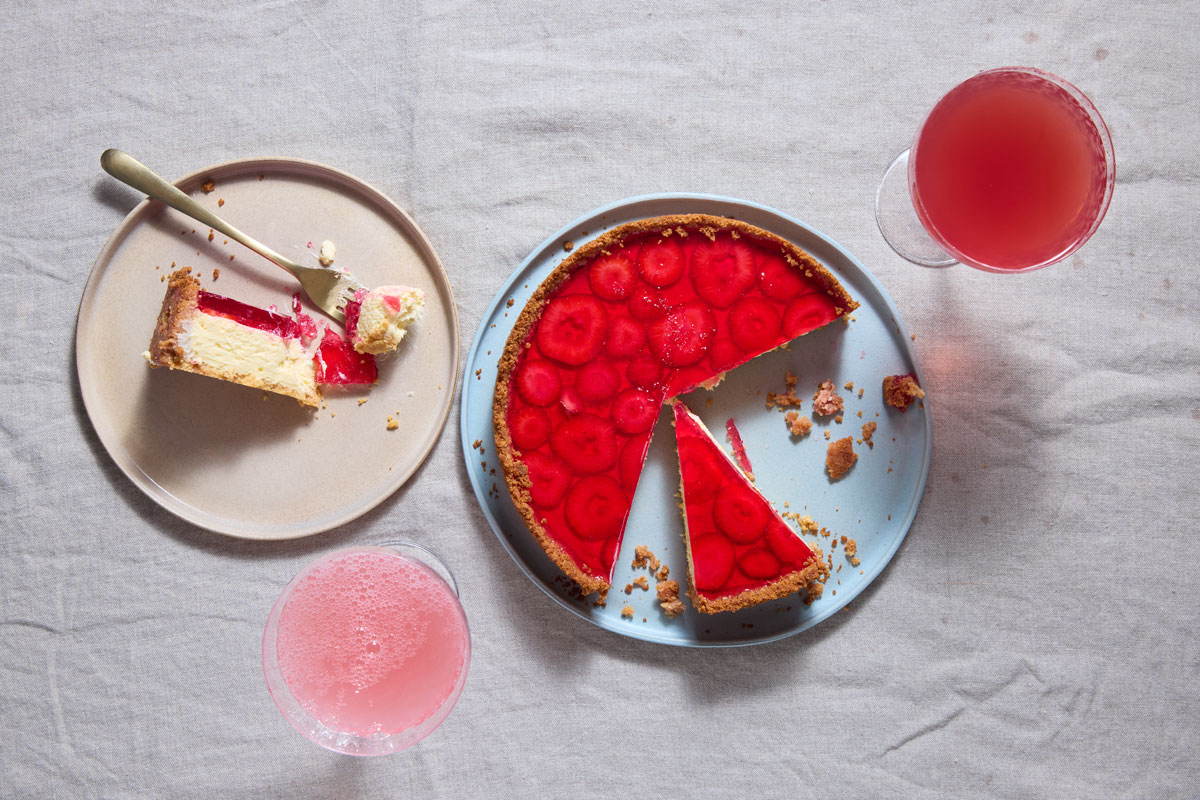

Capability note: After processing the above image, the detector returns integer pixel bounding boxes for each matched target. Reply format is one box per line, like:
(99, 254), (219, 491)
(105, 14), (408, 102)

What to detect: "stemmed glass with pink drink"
(876, 66), (1115, 272)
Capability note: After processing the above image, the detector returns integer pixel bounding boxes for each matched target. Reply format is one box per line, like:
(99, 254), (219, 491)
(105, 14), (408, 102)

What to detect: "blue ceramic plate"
(460, 194), (930, 647)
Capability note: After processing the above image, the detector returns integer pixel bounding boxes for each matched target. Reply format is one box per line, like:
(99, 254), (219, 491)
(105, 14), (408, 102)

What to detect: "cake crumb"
(318, 240), (336, 266)
(862, 421), (877, 449)
(564, 240), (574, 252)
(475, 369), (482, 379)
(785, 411), (813, 437)
(842, 536), (861, 567)
(632, 545), (660, 571)
(834, 415), (843, 424)
(212, 268), (220, 281)
(217, 198), (225, 207)
(824, 430), (831, 440)
(632, 575), (649, 591)
(656, 581), (685, 618)
(386, 415), (399, 431)
(623, 583), (633, 594)
(766, 371), (804, 409)
(883, 374), (925, 411)
(472, 439), (482, 450)
(826, 437), (857, 480)
(858, 388), (864, 398)
(843, 381), (854, 390)
(200, 179), (214, 193)
(358, 398), (369, 406)
(207, 229), (214, 241)
(812, 379), (844, 416)
(506, 298), (515, 308)
(656, 564), (670, 582)
(797, 515), (818, 535)
(621, 605), (634, 620)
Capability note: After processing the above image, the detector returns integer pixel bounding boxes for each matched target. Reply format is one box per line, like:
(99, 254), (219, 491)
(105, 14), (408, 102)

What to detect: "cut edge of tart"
(493, 213), (857, 598)
(146, 268), (322, 407)
(672, 401), (826, 614)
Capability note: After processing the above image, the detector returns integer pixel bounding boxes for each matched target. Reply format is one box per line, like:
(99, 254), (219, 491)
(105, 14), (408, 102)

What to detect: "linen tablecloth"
(3, 1), (1197, 796)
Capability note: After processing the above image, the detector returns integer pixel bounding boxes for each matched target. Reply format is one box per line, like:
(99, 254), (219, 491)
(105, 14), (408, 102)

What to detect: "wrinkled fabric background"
(2, 1), (1197, 797)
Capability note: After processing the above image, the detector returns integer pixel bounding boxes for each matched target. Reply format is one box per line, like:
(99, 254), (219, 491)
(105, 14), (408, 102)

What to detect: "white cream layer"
(178, 313), (317, 394)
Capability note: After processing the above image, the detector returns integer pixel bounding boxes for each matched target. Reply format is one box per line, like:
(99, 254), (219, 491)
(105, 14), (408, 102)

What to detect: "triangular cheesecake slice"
(672, 402), (826, 613)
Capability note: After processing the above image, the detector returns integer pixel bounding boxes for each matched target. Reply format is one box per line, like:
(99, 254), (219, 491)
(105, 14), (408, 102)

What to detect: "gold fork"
(101, 149), (365, 324)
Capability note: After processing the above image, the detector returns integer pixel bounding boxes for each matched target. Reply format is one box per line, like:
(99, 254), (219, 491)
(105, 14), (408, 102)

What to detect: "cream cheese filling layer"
(178, 313), (317, 392)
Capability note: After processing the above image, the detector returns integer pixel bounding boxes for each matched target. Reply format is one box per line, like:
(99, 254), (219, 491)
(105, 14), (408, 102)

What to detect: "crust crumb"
(217, 198), (225, 207)
(632, 575), (649, 591)
(632, 545), (660, 571)
(862, 421), (877, 449)
(200, 179), (214, 193)
(812, 379), (844, 416)
(386, 415), (399, 431)
(211, 268), (220, 281)
(656, 580), (685, 617)
(883, 374), (925, 411)
(785, 411), (813, 437)
(563, 240), (573, 252)
(826, 437), (857, 480)
(766, 371), (804, 409)
(357, 398), (368, 406)
(506, 298), (515, 308)
(655, 564), (670, 582)
(621, 605), (634, 619)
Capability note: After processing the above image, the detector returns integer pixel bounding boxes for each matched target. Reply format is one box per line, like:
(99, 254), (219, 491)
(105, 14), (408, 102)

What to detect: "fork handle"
(100, 149), (300, 276)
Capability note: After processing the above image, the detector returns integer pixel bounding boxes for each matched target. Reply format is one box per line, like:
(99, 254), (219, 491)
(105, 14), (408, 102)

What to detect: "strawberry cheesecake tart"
(673, 402), (826, 613)
(493, 213), (857, 602)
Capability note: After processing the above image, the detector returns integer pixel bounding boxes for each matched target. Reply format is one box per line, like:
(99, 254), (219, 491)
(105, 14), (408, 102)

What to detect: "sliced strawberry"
(559, 386), (584, 415)
(605, 315), (647, 358)
(576, 361), (620, 402)
(612, 388), (659, 434)
(648, 303), (716, 367)
(588, 253), (638, 301)
(767, 523), (812, 565)
(757, 253), (808, 301)
(516, 360), (561, 407)
(740, 546), (782, 580)
(712, 484), (768, 543)
(626, 356), (666, 391)
(728, 296), (782, 352)
(314, 329), (377, 384)
(783, 293), (838, 335)
(637, 236), (685, 287)
(536, 295), (608, 366)
(565, 476), (629, 541)
(690, 235), (756, 308)
(709, 337), (744, 372)
(509, 406), (551, 450)
(691, 532), (735, 592)
(619, 436), (648, 491)
(522, 451), (571, 507)
(677, 438), (722, 504)
(628, 286), (668, 321)
(549, 414), (618, 474)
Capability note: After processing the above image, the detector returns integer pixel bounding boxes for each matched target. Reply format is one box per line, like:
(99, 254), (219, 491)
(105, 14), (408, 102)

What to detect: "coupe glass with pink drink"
(262, 542), (470, 756)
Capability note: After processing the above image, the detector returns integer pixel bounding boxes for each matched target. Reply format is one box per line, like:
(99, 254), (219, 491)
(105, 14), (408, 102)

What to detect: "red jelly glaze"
(674, 403), (816, 599)
(505, 225), (841, 585)
(197, 290), (300, 338)
(315, 329), (377, 385)
(724, 417), (754, 480)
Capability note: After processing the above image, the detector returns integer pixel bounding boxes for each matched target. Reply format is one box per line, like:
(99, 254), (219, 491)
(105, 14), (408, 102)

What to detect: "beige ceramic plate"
(78, 157), (458, 539)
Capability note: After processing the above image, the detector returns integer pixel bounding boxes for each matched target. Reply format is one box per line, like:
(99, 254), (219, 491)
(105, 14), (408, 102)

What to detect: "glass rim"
(261, 541), (471, 756)
(908, 65), (1116, 273)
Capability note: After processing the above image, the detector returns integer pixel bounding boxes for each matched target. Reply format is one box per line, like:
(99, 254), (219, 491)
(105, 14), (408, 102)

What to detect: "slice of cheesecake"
(345, 285), (425, 355)
(145, 268), (322, 407)
(673, 401), (826, 614)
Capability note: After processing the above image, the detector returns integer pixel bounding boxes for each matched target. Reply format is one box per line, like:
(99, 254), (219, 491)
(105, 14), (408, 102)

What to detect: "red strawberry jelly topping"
(724, 417), (754, 479)
(503, 219), (847, 587)
(315, 329), (377, 385)
(197, 290), (300, 338)
(673, 402), (817, 600)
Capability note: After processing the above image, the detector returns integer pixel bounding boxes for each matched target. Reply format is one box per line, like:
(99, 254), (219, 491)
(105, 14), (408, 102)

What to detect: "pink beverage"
(263, 544), (470, 755)
(908, 67), (1114, 272)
